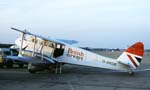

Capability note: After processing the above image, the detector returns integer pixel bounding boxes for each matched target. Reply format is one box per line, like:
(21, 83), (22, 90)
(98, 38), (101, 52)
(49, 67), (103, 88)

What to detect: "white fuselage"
(58, 46), (130, 71)
(16, 37), (130, 72)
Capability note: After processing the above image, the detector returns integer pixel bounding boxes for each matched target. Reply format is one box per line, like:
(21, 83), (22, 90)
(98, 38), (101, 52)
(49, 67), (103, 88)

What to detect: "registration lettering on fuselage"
(102, 59), (117, 66)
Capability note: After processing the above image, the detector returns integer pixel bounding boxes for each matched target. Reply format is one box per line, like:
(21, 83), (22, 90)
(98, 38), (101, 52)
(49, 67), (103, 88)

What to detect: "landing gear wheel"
(0, 65), (3, 68)
(19, 64), (24, 68)
(28, 69), (36, 74)
(28, 63), (34, 73)
(6, 61), (13, 68)
(129, 71), (135, 75)
(28, 63), (37, 74)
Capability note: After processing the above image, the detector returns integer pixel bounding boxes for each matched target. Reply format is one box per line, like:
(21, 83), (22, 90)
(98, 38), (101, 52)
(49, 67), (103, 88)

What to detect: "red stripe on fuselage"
(127, 54), (138, 68)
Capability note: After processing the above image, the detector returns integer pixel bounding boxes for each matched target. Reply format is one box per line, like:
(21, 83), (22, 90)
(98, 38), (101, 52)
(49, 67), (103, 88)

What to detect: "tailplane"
(117, 42), (144, 69)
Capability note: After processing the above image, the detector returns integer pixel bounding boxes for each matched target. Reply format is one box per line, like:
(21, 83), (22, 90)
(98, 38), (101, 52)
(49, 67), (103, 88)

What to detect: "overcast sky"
(0, 0), (149, 49)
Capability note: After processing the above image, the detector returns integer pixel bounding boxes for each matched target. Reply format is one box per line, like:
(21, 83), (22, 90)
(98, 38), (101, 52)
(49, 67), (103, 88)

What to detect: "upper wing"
(57, 39), (78, 45)
(11, 27), (71, 45)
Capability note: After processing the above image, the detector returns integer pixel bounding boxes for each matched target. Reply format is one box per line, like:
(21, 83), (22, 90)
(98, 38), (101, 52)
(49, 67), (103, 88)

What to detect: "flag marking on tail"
(127, 54), (138, 68)
(135, 57), (142, 63)
(117, 42), (144, 69)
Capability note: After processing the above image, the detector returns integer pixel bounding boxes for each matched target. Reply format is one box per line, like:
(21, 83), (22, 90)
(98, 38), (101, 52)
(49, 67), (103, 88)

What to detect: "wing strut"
(19, 32), (25, 55)
(32, 36), (36, 57)
(41, 40), (45, 60)
(11, 27), (26, 56)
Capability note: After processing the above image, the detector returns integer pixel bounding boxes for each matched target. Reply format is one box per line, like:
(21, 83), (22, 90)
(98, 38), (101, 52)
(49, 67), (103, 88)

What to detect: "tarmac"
(0, 51), (150, 90)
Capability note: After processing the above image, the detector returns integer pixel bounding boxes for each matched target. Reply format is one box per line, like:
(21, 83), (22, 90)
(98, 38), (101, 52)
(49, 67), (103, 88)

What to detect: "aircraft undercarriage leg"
(55, 63), (63, 74)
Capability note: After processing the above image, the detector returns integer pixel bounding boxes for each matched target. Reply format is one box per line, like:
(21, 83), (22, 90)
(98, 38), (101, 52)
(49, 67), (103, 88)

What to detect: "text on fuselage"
(67, 48), (84, 60)
(102, 59), (117, 66)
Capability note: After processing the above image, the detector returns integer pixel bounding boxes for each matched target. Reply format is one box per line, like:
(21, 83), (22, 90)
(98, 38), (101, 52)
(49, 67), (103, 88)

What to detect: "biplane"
(11, 27), (144, 75)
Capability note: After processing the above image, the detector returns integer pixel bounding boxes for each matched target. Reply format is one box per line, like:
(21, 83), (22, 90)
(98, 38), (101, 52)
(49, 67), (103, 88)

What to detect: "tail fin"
(117, 42), (144, 69)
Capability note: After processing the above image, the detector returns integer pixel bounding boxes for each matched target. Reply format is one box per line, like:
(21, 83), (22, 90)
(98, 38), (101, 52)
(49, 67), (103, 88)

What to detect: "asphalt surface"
(0, 51), (150, 90)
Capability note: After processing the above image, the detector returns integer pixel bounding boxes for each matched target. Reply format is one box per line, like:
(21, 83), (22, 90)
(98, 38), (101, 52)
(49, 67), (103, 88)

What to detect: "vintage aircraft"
(11, 27), (144, 75)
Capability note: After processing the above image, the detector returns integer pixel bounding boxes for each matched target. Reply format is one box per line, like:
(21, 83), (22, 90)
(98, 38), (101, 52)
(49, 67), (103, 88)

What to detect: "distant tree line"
(81, 47), (150, 52)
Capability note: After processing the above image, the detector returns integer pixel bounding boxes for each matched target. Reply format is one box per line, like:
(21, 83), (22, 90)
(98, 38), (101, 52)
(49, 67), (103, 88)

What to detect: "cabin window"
(57, 44), (61, 48)
(62, 45), (65, 49)
(31, 38), (38, 43)
(48, 43), (54, 47)
(44, 41), (49, 46)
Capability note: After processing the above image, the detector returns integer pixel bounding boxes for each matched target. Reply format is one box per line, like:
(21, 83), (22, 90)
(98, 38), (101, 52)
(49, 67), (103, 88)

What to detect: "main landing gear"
(55, 63), (63, 74)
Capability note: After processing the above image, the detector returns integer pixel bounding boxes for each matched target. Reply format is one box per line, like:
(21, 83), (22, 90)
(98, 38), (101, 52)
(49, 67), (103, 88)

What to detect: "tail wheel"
(28, 69), (36, 74)
(129, 70), (135, 75)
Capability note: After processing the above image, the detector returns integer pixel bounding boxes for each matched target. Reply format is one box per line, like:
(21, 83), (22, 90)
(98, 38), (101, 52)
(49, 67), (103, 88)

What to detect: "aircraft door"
(53, 44), (65, 58)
